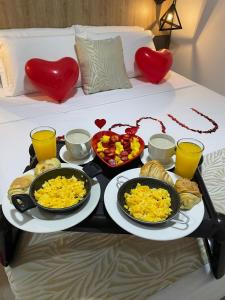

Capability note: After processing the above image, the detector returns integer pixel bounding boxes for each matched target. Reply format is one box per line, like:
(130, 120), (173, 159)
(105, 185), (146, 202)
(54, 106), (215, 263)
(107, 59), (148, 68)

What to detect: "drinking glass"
(175, 138), (204, 179)
(30, 126), (56, 162)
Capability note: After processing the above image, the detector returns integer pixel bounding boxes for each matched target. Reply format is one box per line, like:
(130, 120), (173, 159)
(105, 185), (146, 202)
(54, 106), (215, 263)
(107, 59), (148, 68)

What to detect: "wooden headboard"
(0, 0), (171, 34)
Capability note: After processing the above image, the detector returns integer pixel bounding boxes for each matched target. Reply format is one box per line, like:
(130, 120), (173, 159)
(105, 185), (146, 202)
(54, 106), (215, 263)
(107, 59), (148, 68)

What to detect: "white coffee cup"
(148, 133), (176, 165)
(65, 129), (91, 160)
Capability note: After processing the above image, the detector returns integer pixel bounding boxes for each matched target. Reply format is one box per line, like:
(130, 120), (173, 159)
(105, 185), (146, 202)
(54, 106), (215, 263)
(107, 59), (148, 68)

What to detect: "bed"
(0, 6), (225, 300)
(1, 70), (225, 299)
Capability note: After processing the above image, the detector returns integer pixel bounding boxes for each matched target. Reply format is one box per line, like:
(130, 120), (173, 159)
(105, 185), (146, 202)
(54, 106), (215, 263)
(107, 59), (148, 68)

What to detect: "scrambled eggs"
(34, 176), (86, 209)
(124, 183), (172, 222)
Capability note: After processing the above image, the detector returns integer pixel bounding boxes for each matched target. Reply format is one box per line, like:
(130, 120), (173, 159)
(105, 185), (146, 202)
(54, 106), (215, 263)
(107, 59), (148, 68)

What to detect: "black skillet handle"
(11, 194), (36, 213)
(83, 162), (103, 178)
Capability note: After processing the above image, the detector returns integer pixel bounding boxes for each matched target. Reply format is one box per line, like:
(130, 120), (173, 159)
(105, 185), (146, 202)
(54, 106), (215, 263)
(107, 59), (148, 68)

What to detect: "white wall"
(171, 0), (225, 97)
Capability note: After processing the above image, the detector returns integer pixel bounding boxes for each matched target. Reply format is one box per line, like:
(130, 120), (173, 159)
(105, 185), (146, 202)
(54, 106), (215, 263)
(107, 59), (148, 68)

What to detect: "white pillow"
(0, 33), (81, 96)
(76, 30), (155, 78)
(74, 25), (144, 34)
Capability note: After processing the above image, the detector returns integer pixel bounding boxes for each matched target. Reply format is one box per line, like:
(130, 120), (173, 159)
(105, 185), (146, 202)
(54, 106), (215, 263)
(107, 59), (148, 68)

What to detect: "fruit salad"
(96, 133), (142, 167)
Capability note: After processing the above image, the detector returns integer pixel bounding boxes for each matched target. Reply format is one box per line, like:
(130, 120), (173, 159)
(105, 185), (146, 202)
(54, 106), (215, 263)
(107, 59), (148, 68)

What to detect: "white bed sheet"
(0, 71), (195, 124)
(1, 71), (225, 299)
(0, 72), (224, 201)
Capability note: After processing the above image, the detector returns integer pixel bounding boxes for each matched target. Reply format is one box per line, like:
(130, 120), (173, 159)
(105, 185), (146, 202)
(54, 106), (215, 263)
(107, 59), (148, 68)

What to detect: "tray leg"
(204, 213), (225, 279)
(204, 238), (225, 279)
(0, 206), (21, 266)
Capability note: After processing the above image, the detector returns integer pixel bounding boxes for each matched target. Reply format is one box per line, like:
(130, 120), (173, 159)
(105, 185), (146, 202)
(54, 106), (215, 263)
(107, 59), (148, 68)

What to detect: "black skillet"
(117, 176), (188, 225)
(11, 167), (92, 213)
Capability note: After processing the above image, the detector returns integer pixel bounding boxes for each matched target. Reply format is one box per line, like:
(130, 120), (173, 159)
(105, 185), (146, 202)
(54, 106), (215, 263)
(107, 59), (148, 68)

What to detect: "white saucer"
(59, 145), (95, 165)
(140, 148), (175, 170)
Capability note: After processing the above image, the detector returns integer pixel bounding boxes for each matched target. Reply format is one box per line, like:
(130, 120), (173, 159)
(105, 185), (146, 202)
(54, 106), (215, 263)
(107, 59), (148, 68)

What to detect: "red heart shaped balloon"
(135, 47), (173, 84)
(25, 57), (79, 102)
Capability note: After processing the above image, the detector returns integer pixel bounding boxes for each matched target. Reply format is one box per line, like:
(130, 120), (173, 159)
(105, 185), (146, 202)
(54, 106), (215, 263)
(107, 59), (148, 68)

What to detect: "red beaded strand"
(136, 116), (166, 133)
(108, 123), (134, 131)
(106, 108), (218, 135)
(108, 117), (166, 133)
(168, 108), (218, 134)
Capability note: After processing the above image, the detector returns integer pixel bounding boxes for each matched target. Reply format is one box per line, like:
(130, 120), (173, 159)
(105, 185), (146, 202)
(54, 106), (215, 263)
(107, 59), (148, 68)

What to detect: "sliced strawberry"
(104, 155), (111, 161)
(122, 134), (130, 141)
(124, 146), (131, 153)
(110, 135), (119, 143)
(121, 156), (128, 162)
(104, 149), (111, 155)
(120, 151), (129, 156)
(109, 146), (116, 152)
(107, 151), (115, 157)
(108, 159), (116, 167)
(102, 142), (109, 148)
(122, 141), (130, 148)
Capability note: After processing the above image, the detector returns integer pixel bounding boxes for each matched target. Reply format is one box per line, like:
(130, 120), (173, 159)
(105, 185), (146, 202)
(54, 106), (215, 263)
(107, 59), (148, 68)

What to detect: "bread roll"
(8, 174), (35, 198)
(175, 178), (202, 210)
(34, 158), (61, 176)
(140, 160), (174, 186)
(179, 192), (201, 210)
(175, 178), (201, 197)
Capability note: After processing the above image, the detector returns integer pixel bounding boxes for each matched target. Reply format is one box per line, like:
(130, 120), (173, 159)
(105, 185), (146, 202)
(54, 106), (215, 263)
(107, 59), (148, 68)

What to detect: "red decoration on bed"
(95, 119), (106, 129)
(135, 47), (173, 84)
(136, 117), (166, 133)
(109, 123), (135, 131)
(57, 135), (65, 141)
(107, 108), (218, 135)
(108, 117), (166, 133)
(25, 57), (79, 102)
(168, 108), (219, 133)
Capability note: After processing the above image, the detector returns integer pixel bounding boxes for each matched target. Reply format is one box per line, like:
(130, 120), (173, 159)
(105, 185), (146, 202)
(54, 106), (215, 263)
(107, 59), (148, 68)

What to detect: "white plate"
(59, 145), (95, 165)
(140, 148), (175, 170)
(2, 163), (101, 233)
(104, 168), (204, 241)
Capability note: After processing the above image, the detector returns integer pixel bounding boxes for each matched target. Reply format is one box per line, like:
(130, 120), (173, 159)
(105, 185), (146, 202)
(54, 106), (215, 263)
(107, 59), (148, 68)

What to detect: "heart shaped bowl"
(91, 131), (145, 168)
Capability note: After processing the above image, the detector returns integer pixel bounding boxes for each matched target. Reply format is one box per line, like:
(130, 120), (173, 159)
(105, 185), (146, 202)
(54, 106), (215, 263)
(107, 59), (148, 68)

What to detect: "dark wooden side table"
(153, 34), (171, 50)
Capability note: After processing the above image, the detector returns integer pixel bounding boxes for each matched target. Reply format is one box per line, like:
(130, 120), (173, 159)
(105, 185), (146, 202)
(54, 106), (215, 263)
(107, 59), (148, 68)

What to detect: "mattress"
(1, 71), (225, 299)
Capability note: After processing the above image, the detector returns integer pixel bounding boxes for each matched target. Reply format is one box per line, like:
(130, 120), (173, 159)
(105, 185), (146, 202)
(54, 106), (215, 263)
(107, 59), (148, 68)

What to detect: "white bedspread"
(1, 70), (225, 299)
(0, 71), (224, 201)
(0, 71), (195, 124)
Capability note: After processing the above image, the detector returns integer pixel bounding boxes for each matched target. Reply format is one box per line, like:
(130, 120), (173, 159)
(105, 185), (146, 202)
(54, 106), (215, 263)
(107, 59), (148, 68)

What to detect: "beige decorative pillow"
(75, 36), (132, 94)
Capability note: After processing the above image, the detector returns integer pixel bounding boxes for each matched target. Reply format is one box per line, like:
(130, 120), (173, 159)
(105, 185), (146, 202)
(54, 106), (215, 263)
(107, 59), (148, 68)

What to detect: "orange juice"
(175, 139), (204, 179)
(31, 127), (56, 161)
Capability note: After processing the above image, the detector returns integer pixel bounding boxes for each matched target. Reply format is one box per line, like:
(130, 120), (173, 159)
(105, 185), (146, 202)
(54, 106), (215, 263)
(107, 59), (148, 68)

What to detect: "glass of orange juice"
(30, 126), (57, 161)
(175, 138), (204, 179)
